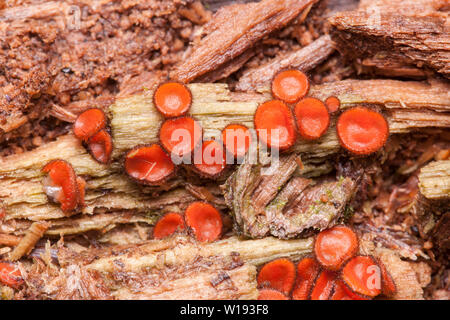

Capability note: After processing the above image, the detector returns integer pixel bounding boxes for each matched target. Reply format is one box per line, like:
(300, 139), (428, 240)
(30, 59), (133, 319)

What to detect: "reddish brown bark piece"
(329, 0), (450, 78)
(171, 0), (318, 82)
(237, 35), (335, 92)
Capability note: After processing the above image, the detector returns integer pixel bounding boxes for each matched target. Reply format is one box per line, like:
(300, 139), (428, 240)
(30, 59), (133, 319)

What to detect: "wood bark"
(236, 35), (336, 91)
(171, 0), (319, 82)
(329, 0), (450, 78)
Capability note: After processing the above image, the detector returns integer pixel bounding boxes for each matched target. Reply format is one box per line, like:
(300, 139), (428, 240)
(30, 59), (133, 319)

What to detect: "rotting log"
(171, 0), (319, 82)
(23, 235), (314, 300)
(0, 80), (449, 233)
(109, 261), (258, 300)
(329, 0), (450, 78)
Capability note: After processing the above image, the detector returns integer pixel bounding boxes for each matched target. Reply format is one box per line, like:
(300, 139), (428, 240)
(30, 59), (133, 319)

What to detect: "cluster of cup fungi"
(38, 70), (391, 285)
(257, 225), (397, 300)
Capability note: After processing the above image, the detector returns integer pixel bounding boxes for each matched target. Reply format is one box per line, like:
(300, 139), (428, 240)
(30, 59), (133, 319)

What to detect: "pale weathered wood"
(329, 0), (450, 78)
(86, 235), (314, 273)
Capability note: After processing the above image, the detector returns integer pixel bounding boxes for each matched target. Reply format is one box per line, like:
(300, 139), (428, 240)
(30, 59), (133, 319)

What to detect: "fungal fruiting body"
(291, 257), (320, 300)
(42, 159), (84, 212)
(258, 288), (289, 300)
(0, 262), (23, 288)
(87, 129), (113, 164)
(325, 96), (340, 113)
(259, 226), (398, 301)
(330, 280), (362, 300)
(73, 108), (107, 141)
(153, 82), (192, 118)
(257, 258), (296, 295)
(294, 97), (330, 140)
(314, 225), (358, 270)
(153, 212), (185, 239)
(254, 100), (296, 150)
(221, 124), (252, 159)
(336, 106), (389, 155)
(378, 258), (397, 297)
(124, 144), (175, 185)
(309, 270), (337, 300)
(341, 255), (382, 298)
(73, 108), (113, 164)
(159, 116), (202, 157)
(184, 202), (222, 242)
(271, 70), (309, 103)
(193, 140), (227, 178)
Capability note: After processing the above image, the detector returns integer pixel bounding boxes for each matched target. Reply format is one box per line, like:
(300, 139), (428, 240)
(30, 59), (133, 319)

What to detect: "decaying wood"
(236, 35), (336, 91)
(224, 154), (360, 238)
(37, 234), (425, 300)
(329, 0), (450, 78)
(358, 55), (428, 79)
(0, 188), (194, 238)
(107, 257), (258, 300)
(171, 0), (319, 82)
(0, 234), (22, 246)
(359, 238), (429, 300)
(9, 221), (50, 261)
(418, 160), (450, 200)
(202, 0), (255, 12)
(0, 80), (449, 230)
(2, 212), (154, 238)
(85, 235), (313, 273)
(20, 235), (313, 299)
